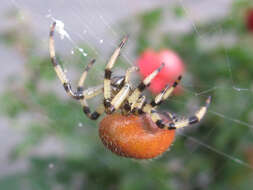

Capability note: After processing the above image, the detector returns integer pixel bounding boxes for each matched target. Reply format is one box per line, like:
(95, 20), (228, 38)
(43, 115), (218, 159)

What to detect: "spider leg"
(77, 59), (105, 120)
(80, 85), (105, 121)
(105, 65), (139, 114)
(81, 95), (105, 120)
(150, 76), (182, 107)
(162, 112), (178, 122)
(124, 63), (165, 112)
(106, 83), (131, 114)
(136, 75), (182, 114)
(49, 22), (83, 100)
(77, 59), (96, 91)
(106, 66), (139, 114)
(131, 95), (146, 114)
(82, 85), (103, 99)
(143, 96), (211, 130)
(104, 36), (128, 109)
(165, 96), (211, 129)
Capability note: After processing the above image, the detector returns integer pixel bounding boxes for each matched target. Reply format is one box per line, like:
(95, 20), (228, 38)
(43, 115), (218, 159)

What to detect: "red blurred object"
(246, 9), (253, 32)
(137, 49), (185, 94)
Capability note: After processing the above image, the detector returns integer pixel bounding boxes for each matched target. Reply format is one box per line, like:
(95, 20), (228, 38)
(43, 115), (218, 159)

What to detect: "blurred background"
(1, 0), (253, 189)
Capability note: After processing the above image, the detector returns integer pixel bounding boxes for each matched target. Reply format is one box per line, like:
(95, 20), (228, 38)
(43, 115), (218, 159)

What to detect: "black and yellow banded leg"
(49, 22), (83, 100)
(77, 59), (96, 92)
(144, 96), (211, 130)
(150, 76), (182, 107)
(106, 83), (131, 114)
(81, 98), (105, 120)
(124, 63), (165, 112)
(77, 59), (104, 120)
(131, 95), (146, 114)
(80, 84), (104, 120)
(80, 86), (104, 120)
(162, 112), (178, 122)
(105, 66), (139, 114)
(104, 36), (128, 108)
(137, 75), (182, 114)
(162, 96), (211, 129)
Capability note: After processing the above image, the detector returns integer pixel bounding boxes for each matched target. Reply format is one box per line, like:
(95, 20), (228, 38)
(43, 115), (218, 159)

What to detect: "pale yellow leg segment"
(134, 95), (146, 110)
(78, 59), (96, 89)
(80, 85), (105, 120)
(153, 84), (170, 105)
(109, 84), (131, 112)
(126, 63), (165, 110)
(151, 75), (182, 107)
(137, 75), (182, 115)
(127, 95), (146, 114)
(81, 99), (105, 120)
(164, 96), (212, 129)
(104, 36), (128, 100)
(162, 112), (178, 122)
(163, 76), (182, 100)
(82, 85), (103, 99)
(141, 96), (211, 130)
(49, 22), (82, 100)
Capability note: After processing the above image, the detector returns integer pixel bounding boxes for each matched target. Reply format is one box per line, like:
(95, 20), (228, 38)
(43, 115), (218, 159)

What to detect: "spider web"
(6, 0), (253, 183)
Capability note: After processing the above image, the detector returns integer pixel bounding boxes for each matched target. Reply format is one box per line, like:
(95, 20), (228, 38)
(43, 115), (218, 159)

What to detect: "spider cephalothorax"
(49, 22), (211, 159)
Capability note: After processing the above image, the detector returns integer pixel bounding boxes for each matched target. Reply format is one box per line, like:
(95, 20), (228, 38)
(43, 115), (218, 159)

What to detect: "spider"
(49, 22), (211, 159)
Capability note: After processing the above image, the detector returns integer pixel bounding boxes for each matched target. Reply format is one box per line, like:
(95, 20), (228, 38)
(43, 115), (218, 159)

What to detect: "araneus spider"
(49, 22), (211, 159)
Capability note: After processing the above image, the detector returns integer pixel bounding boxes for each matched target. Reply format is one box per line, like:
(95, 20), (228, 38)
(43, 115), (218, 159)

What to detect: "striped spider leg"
(143, 96), (211, 130)
(78, 59), (105, 120)
(136, 75), (182, 115)
(134, 74), (211, 130)
(103, 35), (128, 112)
(49, 22), (105, 120)
(104, 63), (165, 115)
(49, 22), (84, 100)
(123, 63), (165, 113)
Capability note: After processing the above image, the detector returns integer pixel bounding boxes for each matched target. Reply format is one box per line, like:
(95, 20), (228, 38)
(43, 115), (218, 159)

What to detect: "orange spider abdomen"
(99, 113), (175, 159)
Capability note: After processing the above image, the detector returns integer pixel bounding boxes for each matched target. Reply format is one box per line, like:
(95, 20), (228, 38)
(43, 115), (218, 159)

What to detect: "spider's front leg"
(103, 36), (128, 110)
(49, 22), (83, 100)
(104, 66), (138, 114)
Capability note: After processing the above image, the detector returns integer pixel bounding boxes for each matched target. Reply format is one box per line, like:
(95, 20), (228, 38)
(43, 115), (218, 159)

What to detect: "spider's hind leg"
(142, 96), (211, 130)
(161, 96), (211, 129)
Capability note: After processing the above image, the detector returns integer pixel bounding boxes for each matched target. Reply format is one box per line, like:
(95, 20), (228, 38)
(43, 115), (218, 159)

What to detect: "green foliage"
(172, 5), (185, 18)
(0, 92), (27, 118)
(136, 8), (162, 53)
